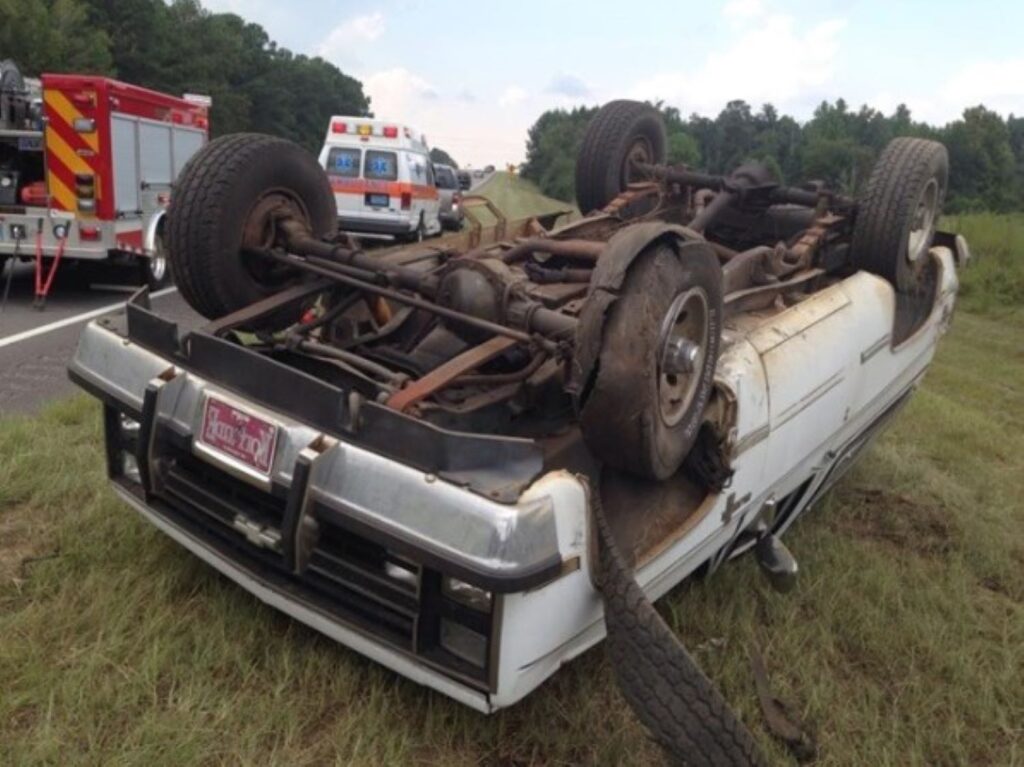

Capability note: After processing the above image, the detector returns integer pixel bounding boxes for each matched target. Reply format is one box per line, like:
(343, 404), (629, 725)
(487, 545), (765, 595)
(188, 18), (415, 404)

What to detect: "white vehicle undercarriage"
(69, 101), (965, 766)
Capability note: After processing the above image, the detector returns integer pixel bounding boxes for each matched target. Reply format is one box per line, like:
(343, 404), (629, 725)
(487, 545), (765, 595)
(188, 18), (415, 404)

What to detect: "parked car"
(69, 101), (966, 766)
(318, 117), (441, 241)
(433, 163), (464, 230)
(457, 169), (472, 191)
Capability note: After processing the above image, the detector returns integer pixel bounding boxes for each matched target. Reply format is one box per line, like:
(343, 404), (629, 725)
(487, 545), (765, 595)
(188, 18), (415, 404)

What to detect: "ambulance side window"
(365, 150), (398, 181)
(327, 148), (361, 178)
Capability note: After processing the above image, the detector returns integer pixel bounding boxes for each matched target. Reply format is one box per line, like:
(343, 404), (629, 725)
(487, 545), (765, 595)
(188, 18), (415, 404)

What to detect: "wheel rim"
(907, 178), (939, 264)
(240, 188), (311, 289)
(622, 136), (654, 187)
(149, 253), (167, 282)
(657, 287), (709, 427)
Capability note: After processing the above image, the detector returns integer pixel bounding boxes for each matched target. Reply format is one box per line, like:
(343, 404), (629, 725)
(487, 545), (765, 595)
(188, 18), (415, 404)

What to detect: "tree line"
(0, 0), (370, 153)
(522, 99), (1024, 213)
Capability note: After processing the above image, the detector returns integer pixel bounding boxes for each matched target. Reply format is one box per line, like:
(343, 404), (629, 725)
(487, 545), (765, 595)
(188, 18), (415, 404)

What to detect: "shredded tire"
(594, 486), (765, 767)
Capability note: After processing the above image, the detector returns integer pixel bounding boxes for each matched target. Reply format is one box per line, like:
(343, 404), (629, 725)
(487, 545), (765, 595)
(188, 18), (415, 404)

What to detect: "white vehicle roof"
(324, 116), (430, 154)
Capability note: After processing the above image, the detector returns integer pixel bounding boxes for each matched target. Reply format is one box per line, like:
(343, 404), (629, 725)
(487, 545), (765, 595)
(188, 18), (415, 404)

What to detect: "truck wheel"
(166, 133), (337, 326)
(851, 137), (948, 293)
(593, 485), (765, 767)
(143, 230), (171, 289)
(578, 241), (722, 480)
(575, 100), (666, 214)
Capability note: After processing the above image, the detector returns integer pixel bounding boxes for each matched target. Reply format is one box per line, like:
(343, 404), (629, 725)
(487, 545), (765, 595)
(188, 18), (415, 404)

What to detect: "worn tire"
(579, 241), (722, 480)
(167, 133), (336, 324)
(594, 487), (765, 766)
(576, 100), (666, 214)
(851, 137), (948, 293)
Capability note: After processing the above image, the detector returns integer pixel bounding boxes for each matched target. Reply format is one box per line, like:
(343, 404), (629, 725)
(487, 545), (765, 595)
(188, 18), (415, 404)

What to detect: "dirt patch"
(831, 486), (956, 557)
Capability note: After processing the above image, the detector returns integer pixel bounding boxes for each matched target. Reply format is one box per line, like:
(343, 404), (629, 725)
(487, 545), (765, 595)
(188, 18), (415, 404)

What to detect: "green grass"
(946, 212), (1024, 315)
(468, 172), (577, 225)
(2, 215), (1022, 765)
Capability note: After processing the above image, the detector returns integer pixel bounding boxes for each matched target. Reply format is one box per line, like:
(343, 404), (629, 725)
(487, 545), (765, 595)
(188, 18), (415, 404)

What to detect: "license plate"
(366, 193), (389, 207)
(198, 397), (278, 475)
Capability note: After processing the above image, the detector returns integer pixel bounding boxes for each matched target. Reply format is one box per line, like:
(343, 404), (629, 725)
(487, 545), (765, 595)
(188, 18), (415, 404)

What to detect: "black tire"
(0, 60), (24, 92)
(166, 133), (336, 324)
(851, 137), (948, 293)
(594, 486), (765, 767)
(576, 100), (666, 214)
(579, 241), (722, 480)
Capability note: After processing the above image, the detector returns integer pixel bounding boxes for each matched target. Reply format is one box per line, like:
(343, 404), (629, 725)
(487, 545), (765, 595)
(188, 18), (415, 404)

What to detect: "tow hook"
(755, 534), (799, 593)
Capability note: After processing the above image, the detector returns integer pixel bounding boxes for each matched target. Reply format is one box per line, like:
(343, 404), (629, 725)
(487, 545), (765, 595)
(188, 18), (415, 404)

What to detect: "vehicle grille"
(135, 428), (491, 689)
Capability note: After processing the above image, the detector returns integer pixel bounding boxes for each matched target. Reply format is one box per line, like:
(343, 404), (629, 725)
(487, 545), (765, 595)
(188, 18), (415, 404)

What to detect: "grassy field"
(1, 214), (1022, 765)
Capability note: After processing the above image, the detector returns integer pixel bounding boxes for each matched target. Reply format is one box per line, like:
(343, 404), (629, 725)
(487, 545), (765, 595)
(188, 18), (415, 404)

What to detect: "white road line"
(0, 286), (177, 350)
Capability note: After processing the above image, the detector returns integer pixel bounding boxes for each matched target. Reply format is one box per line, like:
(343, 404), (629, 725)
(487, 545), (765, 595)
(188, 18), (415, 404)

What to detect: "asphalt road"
(0, 261), (202, 415)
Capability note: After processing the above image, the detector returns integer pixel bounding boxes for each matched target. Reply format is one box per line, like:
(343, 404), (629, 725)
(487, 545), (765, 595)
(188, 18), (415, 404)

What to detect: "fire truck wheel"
(575, 100), (666, 215)
(851, 137), (948, 293)
(578, 241), (722, 480)
(141, 231), (171, 289)
(167, 133), (337, 326)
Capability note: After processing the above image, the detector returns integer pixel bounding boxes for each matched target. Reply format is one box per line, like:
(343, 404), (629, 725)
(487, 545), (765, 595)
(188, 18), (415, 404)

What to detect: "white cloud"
(939, 58), (1024, 120)
(364, 68), (438, 116)
(498, 86), (529, 108)
(631, 7), (845, 118)
(867, 58), (1024, 126)
(721, 0), (765, 22)
(317, 12), (386, 66)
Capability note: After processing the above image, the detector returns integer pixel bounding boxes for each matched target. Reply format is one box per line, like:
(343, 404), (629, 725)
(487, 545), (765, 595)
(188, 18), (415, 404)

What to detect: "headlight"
(442, 576), (491, 612)
(440, 619), (487, 667)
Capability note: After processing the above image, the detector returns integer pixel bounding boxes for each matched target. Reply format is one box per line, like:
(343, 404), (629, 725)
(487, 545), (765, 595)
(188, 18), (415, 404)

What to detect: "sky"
(201, 0), (1024, 168)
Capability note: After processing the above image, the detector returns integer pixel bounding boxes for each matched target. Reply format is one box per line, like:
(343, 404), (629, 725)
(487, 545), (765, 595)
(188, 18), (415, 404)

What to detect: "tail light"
(80, 224), (101, 241)
(75, 172), (96, 215)
(332, 121), (347, 134)
(453, 192), (462, 206)
(400, 192), (412, 210)
(383, 125), (398, 138)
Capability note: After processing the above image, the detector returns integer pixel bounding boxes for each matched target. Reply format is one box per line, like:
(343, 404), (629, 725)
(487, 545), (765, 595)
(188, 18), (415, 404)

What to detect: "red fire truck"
(0, 60), (209, 304)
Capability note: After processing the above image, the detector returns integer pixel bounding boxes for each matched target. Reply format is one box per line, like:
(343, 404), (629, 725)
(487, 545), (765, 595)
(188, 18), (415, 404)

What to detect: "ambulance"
(318, 117), (441, 240)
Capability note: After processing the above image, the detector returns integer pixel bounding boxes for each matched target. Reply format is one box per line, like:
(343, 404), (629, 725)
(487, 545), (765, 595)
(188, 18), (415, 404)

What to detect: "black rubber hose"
(592, 481), (766, 767)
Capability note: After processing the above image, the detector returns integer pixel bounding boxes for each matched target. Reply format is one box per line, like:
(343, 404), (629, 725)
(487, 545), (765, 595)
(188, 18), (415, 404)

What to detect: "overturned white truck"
(69, 101), (965, 765)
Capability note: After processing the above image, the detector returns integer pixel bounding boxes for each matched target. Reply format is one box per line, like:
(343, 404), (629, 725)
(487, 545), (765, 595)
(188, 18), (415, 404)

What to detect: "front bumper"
(68, 301), (589, 708)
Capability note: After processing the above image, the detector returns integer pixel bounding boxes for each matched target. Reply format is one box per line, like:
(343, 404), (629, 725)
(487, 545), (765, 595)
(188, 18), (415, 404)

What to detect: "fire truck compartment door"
(172, 128), (204, 177)
(112, 115), (140, 213)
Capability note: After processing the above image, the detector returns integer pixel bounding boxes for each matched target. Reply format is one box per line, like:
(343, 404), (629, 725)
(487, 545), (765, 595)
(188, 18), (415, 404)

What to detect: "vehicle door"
(323, 145), (363, 219)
